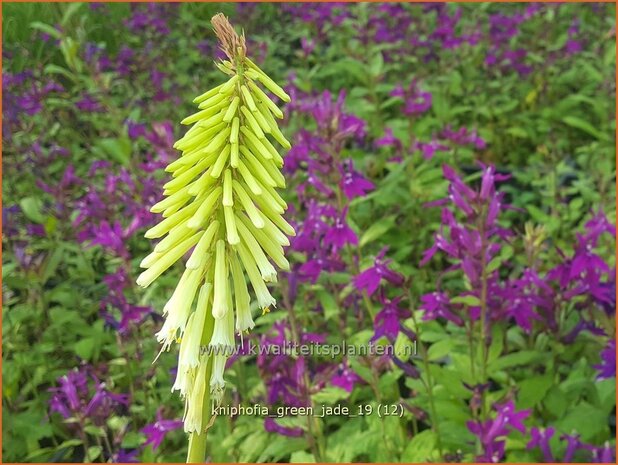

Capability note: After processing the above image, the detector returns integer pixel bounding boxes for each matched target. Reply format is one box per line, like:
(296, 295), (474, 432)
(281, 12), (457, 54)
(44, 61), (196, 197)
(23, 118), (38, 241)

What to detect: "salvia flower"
(137, 14), (294, 435)
(354, 247), (404, 296)
(141, 408), (183, 450)
(390, 80), (432, 116)
(467, 400), (530, 462)
(594, 339), (616, 380)
(526, 427), (556, 462)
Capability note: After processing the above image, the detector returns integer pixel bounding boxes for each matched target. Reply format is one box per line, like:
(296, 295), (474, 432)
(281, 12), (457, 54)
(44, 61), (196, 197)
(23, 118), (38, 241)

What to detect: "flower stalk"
(137, 13), (294, 462)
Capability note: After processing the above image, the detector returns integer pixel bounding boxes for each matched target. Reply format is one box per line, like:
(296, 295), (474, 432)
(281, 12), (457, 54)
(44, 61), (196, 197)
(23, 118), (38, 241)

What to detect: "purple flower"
(419, 291), (464, 326)
(372, 295), (410, 342)
(354, 247), (404, 296)
(565, 39), (582, 54)
(84, 383), (129, 422)
(88, 220), (129, 258)
(100, 267), (152, 334)
(413, 139), (449, 160)
(391, 81), (432, 116)
(75, 94), (103, 112)
(527, 427), (555, 462)
(561, 433), (581, 462)
(111, 449), (139, 463)
(124, 3), (174, 35)
(300, 37), (316, 56)
(126, 120), (146, 140)
(588, 443), (615, 463)
(49, 369), (89, 419)
(594, 339), (616, 380)
(440, 125), (486, 150)
(141, 408), (183, 450)
(264, 418), (303, 437)
(331, 360), (361, 392)
(48, 367), (129, 426)
(340, 160), (374, 200)
(323, 208), (358, 252)
(467, 400), (530, 462)
(374, 127), (403, 151)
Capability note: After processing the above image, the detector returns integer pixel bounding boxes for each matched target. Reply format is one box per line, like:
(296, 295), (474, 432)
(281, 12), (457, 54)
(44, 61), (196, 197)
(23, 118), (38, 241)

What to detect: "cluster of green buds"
(137, 14), (294, 434)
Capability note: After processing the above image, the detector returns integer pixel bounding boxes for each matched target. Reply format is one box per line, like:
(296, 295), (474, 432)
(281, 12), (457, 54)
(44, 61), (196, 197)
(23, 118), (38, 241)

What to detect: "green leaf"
(41, 246), (64, 283)
(487, 325), (505, 364)
(316, 290), (339, 321)
(359, 215), (396, 247)
(518, 374), (553, 408)
(401, 430), (437, 462)
(369, 52), (384, 77)
(61, 3), (83, 26)
(557, 403), (608, 441)
(258, 437), (308, 462)
(486, 256), (504, 273)
(290, 451), (316, 463)
(489, 350), (547, 372)
(19, 197), (45, 223)
(121, 431), (145, 448)
(86, 446), (102, 462)
(428, 339), (453, 361)
(311, 387), (349, 404)
(95, 137), (132, 166)
(562, 116), (609, 141)
(44, 64), (77, 82)
(450, 295), (481, 307)
(30, 21), (62, 39)
(544, 386), (567, 418)
(74, 338), (96, 360)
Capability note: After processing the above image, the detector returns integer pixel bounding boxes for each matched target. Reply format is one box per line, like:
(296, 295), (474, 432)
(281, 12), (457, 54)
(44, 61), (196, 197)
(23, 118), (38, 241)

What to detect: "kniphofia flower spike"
(137, 14), (294, 444)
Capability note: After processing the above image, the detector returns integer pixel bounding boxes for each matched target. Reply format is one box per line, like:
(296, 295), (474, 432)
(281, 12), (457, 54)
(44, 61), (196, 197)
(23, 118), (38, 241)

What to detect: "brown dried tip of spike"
(211, 13), (246, 61)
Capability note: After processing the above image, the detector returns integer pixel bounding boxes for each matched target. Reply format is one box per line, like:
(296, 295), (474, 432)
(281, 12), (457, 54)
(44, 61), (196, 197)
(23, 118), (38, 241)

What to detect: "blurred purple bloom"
(354, 247), (404, 296)
(561, 433), (581, 462)
(340, 160), (374, 200)
(323, 208), (358, 251)
(300, 37), (316, 56)
(141, 408), (183, 450)
(331, 360), (361, 392)
(101, 267), (152, 334)
(467, 400), (530, 462)
(375, 127), (403, 151)
(112, 449), (139, 463)
(76, 94), (103, 112)
(372, 295), (410, 342)
(49, 367), (129, 426)
(88, 220), (128, 258)
(264, 418), (303, 437)
(126, 120), (147, 140)
(84, 383), (129, 422)
(391, 81), (432, 116)
(594, 339), (616, 380)
(527, 427), (555, 462)
(441, 125), (486, 150)
(413, 139), (449, 160)
(420, 291), (464, 326)
(49, 369), (89, 419)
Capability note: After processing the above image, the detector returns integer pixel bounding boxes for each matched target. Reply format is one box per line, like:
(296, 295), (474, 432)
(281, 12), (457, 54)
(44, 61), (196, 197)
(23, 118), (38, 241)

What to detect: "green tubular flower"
(137, 13), (294, 435)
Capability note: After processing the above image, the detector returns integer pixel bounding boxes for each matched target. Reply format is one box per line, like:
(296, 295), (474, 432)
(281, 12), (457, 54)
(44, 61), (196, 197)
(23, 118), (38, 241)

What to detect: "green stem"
(284, 286), (325, 461)
(408, 292), (443, 458)
(187, 359), (213, 463)
(478, 219), (489, 420)
(187, 297), (216, 463)
(187, 431), (208, 464)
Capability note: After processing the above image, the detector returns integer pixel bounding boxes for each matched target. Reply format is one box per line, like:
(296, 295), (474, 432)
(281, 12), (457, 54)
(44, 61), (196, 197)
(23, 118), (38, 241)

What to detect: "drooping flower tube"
(136, 13), (294, 449)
